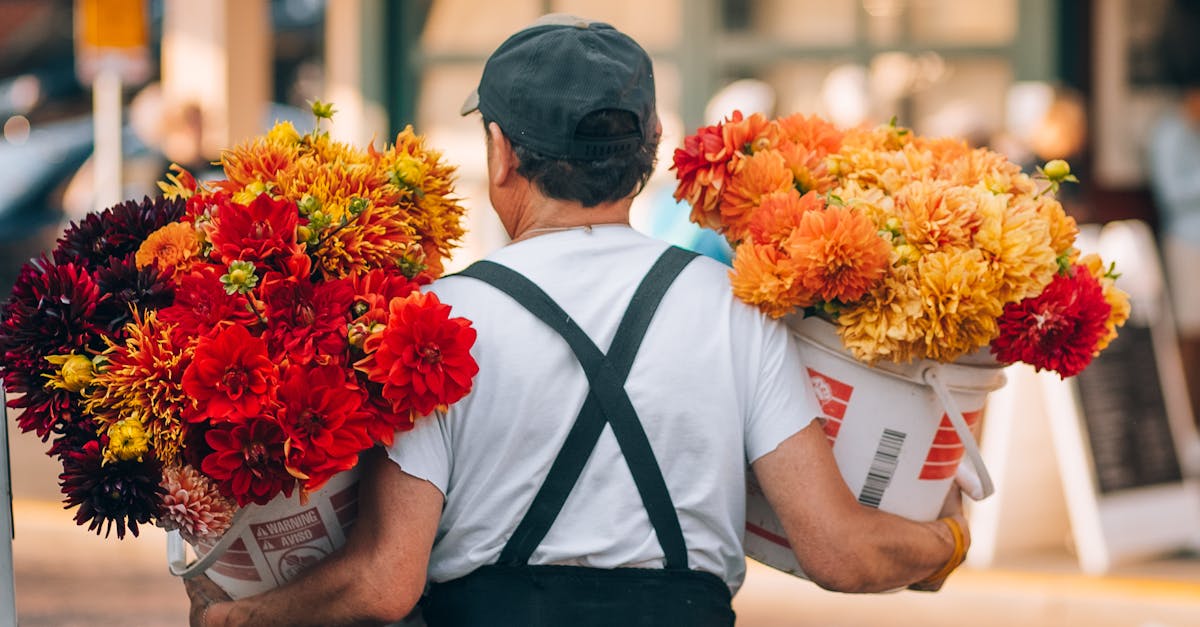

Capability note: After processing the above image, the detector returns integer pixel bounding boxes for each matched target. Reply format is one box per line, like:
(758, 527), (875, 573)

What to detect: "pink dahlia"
(159, 464), (236, 543)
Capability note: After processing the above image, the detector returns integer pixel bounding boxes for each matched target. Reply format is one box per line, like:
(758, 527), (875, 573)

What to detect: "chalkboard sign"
(1074, 322), (1184, 493)
(1040, 220), (1200, 574)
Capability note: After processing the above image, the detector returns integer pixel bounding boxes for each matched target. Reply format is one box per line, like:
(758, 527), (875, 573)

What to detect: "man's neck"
(507, 194), (633, 243)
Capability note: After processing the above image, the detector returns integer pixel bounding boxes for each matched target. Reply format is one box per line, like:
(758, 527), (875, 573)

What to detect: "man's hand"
(184, 574), (231, 627)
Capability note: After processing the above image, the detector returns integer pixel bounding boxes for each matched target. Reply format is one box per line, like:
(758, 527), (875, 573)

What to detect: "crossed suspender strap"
(456, 246), (699, 571)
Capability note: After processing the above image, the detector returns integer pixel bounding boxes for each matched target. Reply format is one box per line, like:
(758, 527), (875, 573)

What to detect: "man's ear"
(487, 122), (516, 187)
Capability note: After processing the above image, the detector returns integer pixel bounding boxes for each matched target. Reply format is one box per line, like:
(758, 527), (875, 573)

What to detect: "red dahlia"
(356, 291), (478, 420)
(208, 193), (301, 268)
(182, 324), (279, 421)
(202, 417), (294, 506)
(277, 364), (372, 490)
(158, 264), (257, 343)
(261, 270), (354, 366)
(990, 266), (1112, 378)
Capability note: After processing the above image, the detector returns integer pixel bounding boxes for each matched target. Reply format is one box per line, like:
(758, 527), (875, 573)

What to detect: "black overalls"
(420, 246), (736, 627)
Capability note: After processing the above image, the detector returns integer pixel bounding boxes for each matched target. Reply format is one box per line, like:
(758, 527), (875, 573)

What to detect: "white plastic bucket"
(166, 467), (425, 625)
(167, 468), (362, 598)
(745, 315), (1006, 578)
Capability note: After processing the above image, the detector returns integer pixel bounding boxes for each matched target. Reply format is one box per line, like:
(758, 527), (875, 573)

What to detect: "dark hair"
(489, 109), (658, 207)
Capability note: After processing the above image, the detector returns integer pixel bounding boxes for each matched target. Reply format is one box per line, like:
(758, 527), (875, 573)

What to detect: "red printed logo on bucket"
(203, 537), (261, 582)
(251, 507), (336, 585)
(919, 410), (982, 480)
(806, 368), (854, 442)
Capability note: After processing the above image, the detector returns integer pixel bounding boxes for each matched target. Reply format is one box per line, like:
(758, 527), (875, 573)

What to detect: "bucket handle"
(921, 366), (994, 501)
(167, 506), (251, 579)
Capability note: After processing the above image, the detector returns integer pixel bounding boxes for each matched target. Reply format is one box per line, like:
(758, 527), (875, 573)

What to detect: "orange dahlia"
(720, 150), (794, 242)
(785, 206), (890, 304)
(745, 190), (824, 248)
(723, 111), (777, 156)
(219, 122), (302, 190)
(729, 242), (812, 318)
(135, 222), (202, 277)
(894, 181), (982, 254)
(775, 113), (843, 155)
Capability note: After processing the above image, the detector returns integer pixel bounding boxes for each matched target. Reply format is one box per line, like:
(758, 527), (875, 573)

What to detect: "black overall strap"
(457, 246), (698, 571)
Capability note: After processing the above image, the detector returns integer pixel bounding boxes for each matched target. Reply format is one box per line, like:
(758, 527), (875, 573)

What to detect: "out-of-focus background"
(4, 0), (1200, 625)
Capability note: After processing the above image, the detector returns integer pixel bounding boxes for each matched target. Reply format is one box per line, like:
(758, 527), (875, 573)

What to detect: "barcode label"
(857, 428), (906, 508)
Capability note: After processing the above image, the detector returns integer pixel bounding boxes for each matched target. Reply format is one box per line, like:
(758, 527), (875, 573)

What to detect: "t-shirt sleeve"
(386, 409), (454, 497)
(744, 317), (822, 464)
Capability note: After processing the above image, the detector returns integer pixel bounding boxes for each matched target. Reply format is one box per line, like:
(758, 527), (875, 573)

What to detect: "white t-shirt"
(387, 225), (818, 593)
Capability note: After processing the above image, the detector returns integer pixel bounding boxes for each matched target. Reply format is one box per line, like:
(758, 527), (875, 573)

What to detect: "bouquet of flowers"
(0, 104), (479, 543)
(672, 112), (1130, 377)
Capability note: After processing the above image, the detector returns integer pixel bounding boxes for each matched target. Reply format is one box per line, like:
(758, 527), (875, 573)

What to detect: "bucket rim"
(785, 314), (1006, 393)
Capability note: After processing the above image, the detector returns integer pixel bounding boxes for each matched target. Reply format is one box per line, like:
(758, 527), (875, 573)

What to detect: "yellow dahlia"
(85, 311), (193, 466)
(894, 181), (982, 254)
(1033, 195), (1079, 257)
(974, 193), (1058, 304)
(914, 249), (1005, 362)
(43, 353), (96, 393)
(836, 264), (925, 363)
(373, 127), (466, 275)
(105, 418), (150, 463)
(1080, 253), (1131, 352)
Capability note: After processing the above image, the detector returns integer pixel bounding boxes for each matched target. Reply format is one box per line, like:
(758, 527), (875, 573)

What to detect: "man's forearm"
(202, 548), (415, 627)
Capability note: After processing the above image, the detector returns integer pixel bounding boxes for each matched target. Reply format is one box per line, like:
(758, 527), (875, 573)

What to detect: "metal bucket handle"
(166, 506), (251, 579)
(921, 365), (994, 501)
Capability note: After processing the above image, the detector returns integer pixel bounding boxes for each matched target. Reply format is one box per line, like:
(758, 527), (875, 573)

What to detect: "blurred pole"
(93, 68), (124, 212)
(161, 0), (271, 161)
(0, 387), (15, 626)
(74, 0), (151, 212)
(326, 0), (389, 145)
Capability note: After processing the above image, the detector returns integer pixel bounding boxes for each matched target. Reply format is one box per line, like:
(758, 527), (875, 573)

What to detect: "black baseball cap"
(460, 14), (658, 160)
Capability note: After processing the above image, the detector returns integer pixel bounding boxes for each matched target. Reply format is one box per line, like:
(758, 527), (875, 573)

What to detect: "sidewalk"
(11, 497), (1200, 626)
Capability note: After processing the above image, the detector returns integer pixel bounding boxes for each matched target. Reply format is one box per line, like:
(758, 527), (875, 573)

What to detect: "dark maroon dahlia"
(53, 196), (187, 269)
(92, 256), (175, 336)
(58, 435), (166, 539)
(0, 257), (106, 360)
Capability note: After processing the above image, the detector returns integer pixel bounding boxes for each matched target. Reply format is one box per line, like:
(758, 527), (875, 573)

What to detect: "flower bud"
(44, 354), (95, 393)
(220, 260), (259, 295)
(392, 157), (422, 188)
(310, 100), (337, 120)
(105, 418), (150, 463)
(1043, 159), (1071, 181)
(298, 194), (322, 216)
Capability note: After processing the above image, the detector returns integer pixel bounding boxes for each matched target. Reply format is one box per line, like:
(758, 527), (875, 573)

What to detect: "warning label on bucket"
(250, 507), (335, 585)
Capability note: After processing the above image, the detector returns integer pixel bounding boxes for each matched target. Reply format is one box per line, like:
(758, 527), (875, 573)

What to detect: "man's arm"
(193, 447), (444, 626)
(752, 420), (966, 593)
